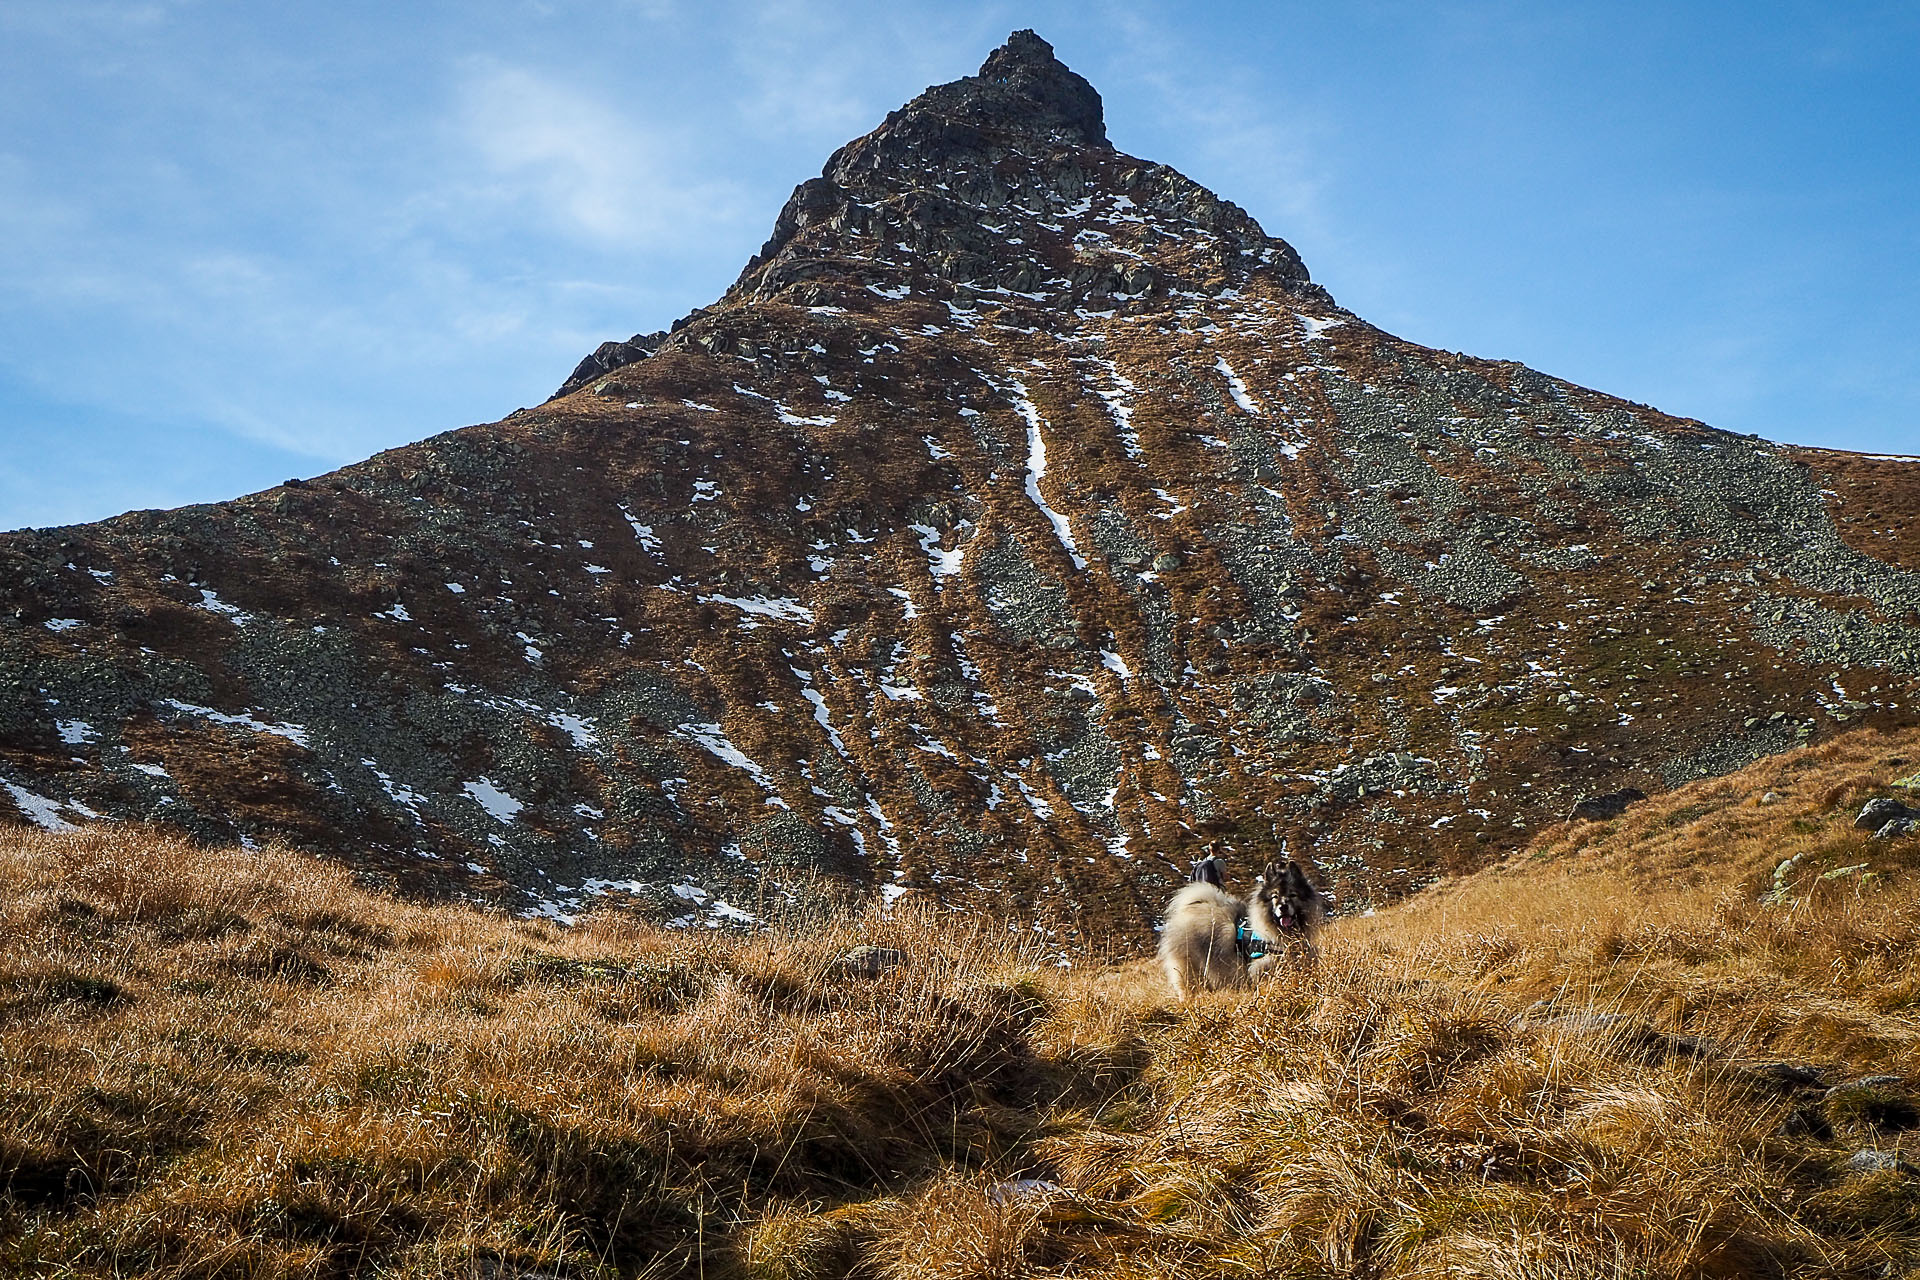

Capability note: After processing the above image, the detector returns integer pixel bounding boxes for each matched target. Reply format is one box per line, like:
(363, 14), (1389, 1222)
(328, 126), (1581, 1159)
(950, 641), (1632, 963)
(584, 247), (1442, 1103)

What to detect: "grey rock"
(1875, 817), (1918, 840)
(1775, 1105), (1833, 1140)
(1749, 1062), (1828, 1091)
(987, 1177), (1065, 1205)
(552, 330), (666, 399)
(1854, 796), (1919, 831)
(1324, 752), (1444, 803)
(1515, 1009), (1624, 1035)
(1842, 1148), (1913, 1175)
(1660, 1032), (1725, 1059)
(1824, 1076), (1919, 1135)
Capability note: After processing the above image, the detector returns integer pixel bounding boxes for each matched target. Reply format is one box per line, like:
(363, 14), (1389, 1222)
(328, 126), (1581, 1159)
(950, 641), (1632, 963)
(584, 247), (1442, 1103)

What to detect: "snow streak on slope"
(1216, 356), (1263, 415)
(1009, 378), (1087, 571)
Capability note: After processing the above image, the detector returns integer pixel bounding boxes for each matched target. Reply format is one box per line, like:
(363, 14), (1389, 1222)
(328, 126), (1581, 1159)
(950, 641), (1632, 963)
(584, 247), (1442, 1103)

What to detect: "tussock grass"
(3, 725), (1919, 1277)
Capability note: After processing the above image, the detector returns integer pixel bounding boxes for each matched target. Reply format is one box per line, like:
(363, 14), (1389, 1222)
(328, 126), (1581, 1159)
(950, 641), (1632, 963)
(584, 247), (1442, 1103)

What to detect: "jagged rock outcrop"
(3, 32), (1918, 940)
(554, 330), (667, 399)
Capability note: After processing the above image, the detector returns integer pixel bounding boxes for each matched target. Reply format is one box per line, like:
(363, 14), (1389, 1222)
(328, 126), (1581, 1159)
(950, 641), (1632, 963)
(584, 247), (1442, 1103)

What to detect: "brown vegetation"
(4, 727), (1919, 1277)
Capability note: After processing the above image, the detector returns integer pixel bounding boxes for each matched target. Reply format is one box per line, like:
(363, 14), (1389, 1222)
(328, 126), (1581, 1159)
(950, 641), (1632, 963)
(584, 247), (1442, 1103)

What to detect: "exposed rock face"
(2, 32), (1919, 939)
(554, 331), (667, 399)
(1855, 797), (1919, 831)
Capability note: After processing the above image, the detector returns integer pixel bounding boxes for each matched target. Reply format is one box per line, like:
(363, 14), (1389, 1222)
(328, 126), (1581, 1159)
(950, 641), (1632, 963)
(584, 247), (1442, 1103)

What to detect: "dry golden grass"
(3, 724), (1919, 1278)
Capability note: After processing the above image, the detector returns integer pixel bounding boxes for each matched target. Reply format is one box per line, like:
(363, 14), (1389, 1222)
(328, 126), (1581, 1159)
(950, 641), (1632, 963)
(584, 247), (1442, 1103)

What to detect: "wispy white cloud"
(449, 59), (749, 245)
(1097, 6), (1335, 250)
(714, 0), (1010, 148)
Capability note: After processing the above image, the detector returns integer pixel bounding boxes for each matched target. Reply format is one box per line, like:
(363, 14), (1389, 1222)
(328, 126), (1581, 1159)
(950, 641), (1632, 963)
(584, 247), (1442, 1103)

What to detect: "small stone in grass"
(1842, 1149), (1913, 1175)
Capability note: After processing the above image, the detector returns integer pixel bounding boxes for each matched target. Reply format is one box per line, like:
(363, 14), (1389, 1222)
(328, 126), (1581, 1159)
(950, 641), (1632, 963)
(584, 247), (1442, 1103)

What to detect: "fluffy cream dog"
(1158, 856), (1327, 998)
(1156, 879), (1245, 999)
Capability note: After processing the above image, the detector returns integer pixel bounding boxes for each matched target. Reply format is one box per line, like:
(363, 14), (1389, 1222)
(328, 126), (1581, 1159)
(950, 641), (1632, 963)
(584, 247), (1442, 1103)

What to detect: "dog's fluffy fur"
(1242, 859), (1328, 978)
(1158, 858), (1327, 998)
(1157, 881), (1245, 999)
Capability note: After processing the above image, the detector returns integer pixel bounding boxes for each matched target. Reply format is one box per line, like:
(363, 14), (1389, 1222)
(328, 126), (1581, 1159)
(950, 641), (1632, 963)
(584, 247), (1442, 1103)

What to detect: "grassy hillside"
(3, 727), (1918, 1278)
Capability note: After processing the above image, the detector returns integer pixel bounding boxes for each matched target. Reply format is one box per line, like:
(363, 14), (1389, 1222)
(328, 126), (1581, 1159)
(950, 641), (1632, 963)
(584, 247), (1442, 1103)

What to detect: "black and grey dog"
(1158, 848), (1327, 997)
(1241, 858), (1328, 975)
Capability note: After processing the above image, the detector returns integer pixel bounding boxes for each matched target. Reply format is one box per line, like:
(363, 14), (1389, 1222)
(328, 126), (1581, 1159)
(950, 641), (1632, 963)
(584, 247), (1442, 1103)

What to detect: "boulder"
(1854, 796), (1919, 831)
(551, 330), (666, 399)
(1827, 1074), (1905, 1097)
(1748, 1061), (1828, 1091)
(1776, 1106), (1834, 1140)
(1824, 1076), (1919, 1135)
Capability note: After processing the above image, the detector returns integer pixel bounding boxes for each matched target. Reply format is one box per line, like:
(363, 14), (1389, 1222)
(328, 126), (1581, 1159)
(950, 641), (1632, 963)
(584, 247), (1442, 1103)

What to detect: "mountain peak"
(959, 28), (1108, 147)
(854, 27), (1109, 162)
(644, 28), (1325, 361)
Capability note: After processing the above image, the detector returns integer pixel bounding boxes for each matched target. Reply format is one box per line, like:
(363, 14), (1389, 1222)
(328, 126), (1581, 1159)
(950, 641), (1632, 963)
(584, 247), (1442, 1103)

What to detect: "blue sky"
(2, 1), (1915, 530)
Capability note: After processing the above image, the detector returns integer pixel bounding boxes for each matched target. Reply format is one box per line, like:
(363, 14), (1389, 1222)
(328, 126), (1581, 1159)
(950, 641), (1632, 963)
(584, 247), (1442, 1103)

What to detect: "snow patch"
(909, 523), (965, 579)
(3, 780), (79, 831)
(464, 777), (523, 824)
(1015, 775), (1054, 819)
(1085, 359), (1142, 458)
(364, 761), (428, 814)
(799, 682), (852, 759)
(705, 594), (815, 625)
(197, 589), (252, 623)
(161, 699), (311, 748)
(1009, 379), (1087, 570)
(547, 711), (600, 749)
(1215, 356), (1262, 415)
(619, 505), (662, 551)
(675, 722), (781, 797)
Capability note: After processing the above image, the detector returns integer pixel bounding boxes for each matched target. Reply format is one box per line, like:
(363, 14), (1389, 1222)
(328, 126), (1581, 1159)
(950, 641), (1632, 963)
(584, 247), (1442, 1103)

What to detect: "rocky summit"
(2, 31), (1918, 941)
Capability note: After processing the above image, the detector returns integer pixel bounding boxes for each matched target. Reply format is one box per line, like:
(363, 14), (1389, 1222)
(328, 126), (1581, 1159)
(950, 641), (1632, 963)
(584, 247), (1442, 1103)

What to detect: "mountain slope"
(2, 31), (1917, 937)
